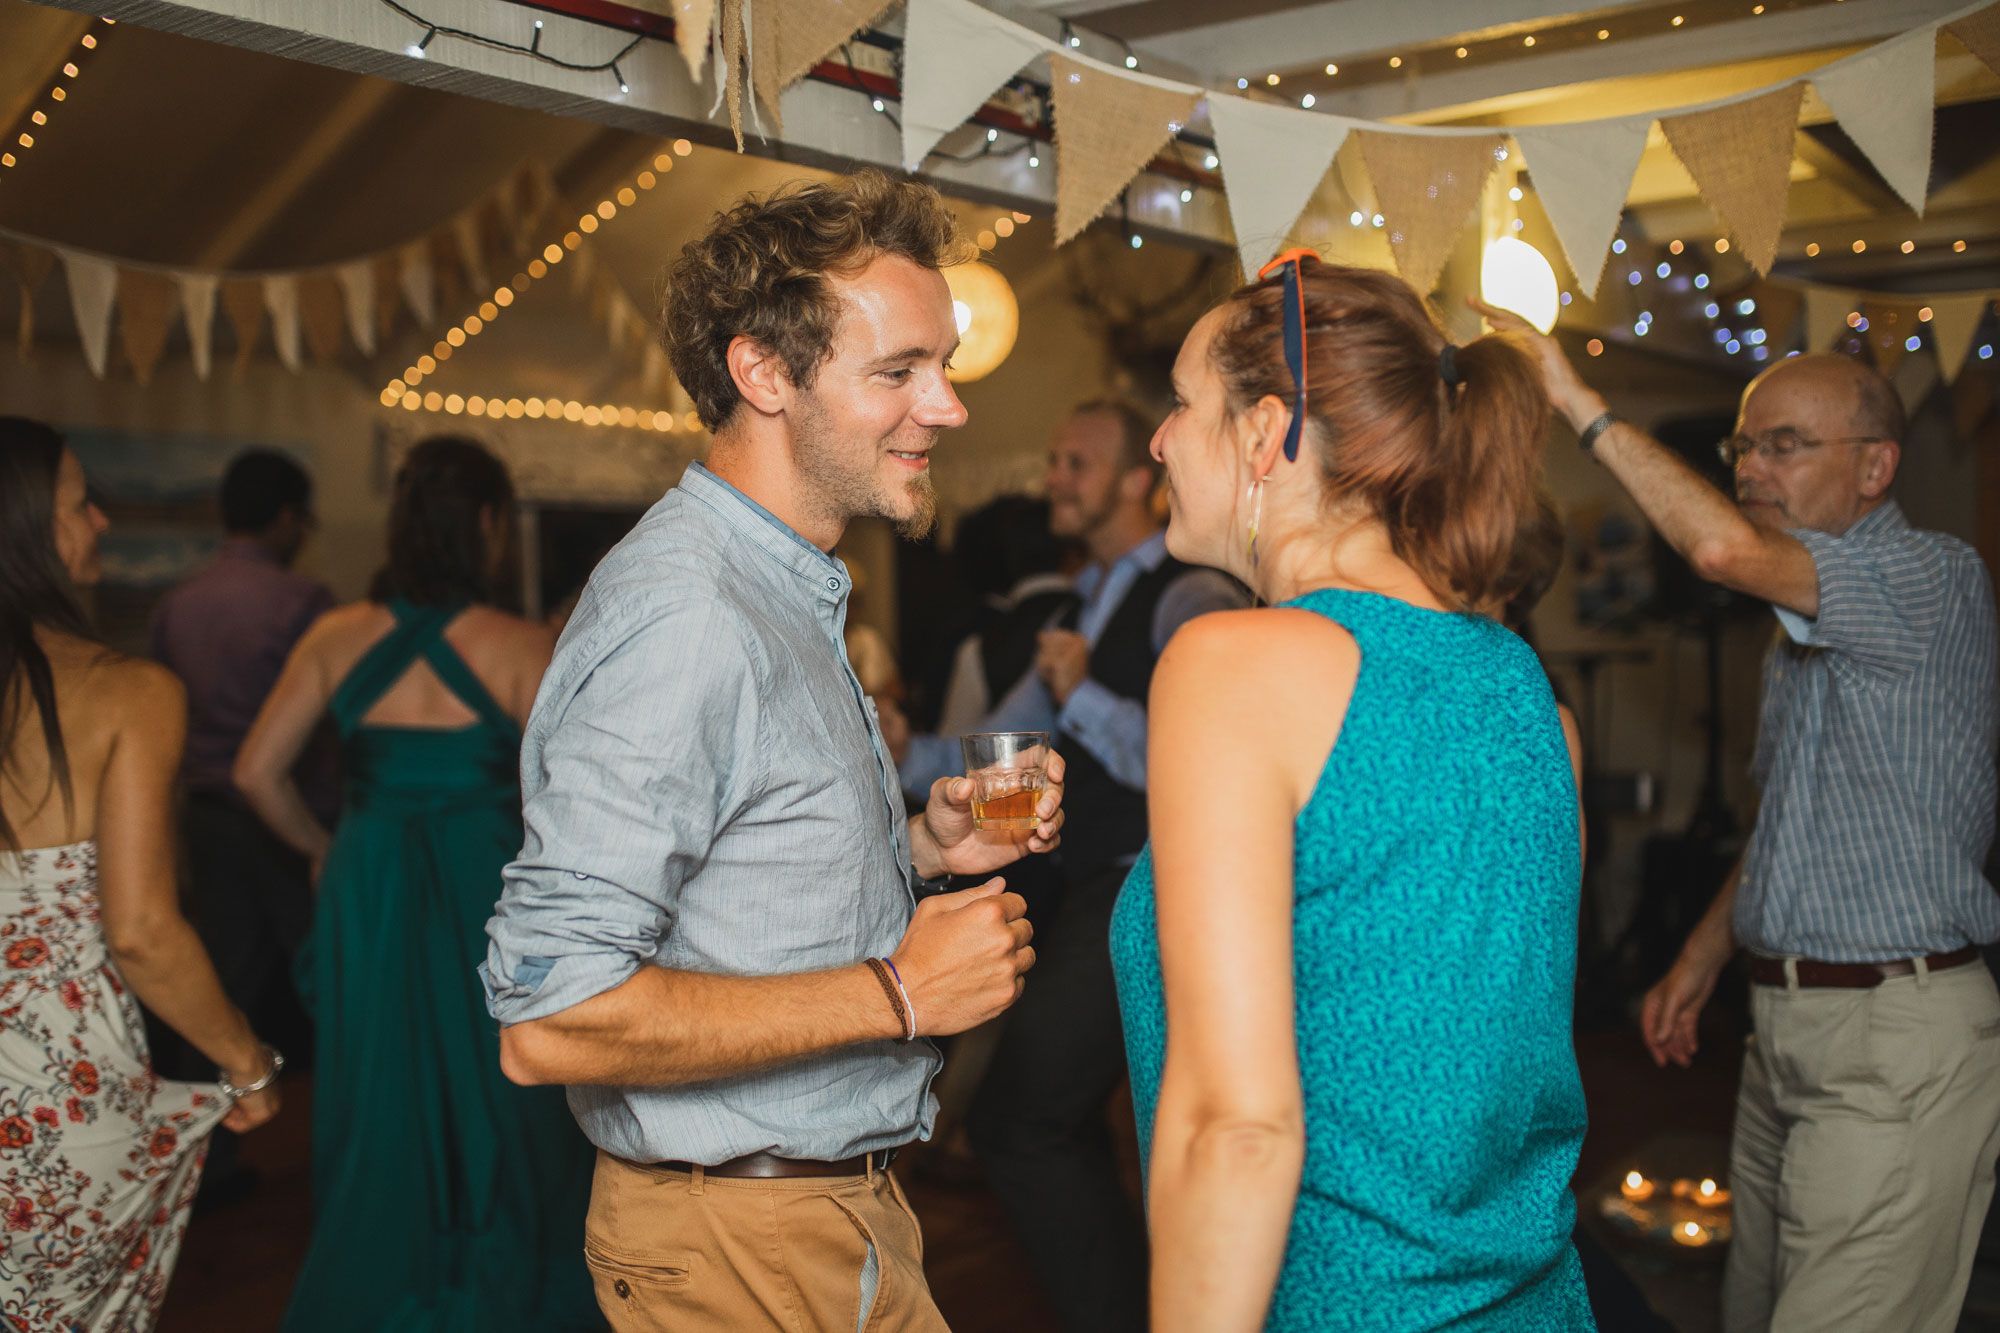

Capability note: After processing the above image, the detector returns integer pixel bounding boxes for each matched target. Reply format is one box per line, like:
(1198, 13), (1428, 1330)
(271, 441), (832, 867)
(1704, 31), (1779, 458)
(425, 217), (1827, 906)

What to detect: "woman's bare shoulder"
(455, 605), (557, 656)
(1155, 606), (1359, 698)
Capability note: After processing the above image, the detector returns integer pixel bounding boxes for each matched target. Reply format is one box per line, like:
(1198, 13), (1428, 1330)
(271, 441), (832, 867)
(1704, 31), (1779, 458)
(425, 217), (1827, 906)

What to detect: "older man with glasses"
(1479, 305), (2000, 1333)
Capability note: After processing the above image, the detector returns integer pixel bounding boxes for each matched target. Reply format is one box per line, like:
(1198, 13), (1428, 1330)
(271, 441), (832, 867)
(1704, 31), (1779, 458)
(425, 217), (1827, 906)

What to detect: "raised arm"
(1472, 299), (1820, 617)
(97, 663), (278, 1132)
(233, 608), (341, 866)
(1143, 610), (1355, 1333)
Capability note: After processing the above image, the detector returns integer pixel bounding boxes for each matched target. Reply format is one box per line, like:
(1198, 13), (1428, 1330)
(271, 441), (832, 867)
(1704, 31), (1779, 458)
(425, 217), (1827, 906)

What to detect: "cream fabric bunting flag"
(117, 269), (177, 386)
(1811, 28), (1936, 216)
(900, 0), (1052, 170)
(1948, 3), (2000, 76)
(263, 275), (303, 373)
(1208, 95), (1352, 280)
(1929, 293), (1993, 384)
(176, 272), (218, 381)
(1660, 83), (1804, 277)
(1802, 284), (1854, 353)
(1356, 131), (1504, 295)
(399, 240), (436, 329)
(452, 212), (490, 295)
(1049, 53), (1198, 246)
(336, 260), (376, 357)
(1511, 117), (1652, 300)
(58, 250), (117, 380)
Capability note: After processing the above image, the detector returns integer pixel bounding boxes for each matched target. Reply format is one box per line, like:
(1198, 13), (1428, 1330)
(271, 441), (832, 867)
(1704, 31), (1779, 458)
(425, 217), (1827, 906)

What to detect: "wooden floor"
(158, 1028), (1742, 1333)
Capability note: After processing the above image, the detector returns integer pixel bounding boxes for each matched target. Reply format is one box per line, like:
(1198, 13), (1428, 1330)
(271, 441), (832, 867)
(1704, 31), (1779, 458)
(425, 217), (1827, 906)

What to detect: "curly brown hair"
(662, 171), (966, 431)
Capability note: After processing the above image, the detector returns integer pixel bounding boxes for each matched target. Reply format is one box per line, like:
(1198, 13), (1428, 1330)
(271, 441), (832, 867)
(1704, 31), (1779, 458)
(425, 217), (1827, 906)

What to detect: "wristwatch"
(1578, 411), (1619, 456)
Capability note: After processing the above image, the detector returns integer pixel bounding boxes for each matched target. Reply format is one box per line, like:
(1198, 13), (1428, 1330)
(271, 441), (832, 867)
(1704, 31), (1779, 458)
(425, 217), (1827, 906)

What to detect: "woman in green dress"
(236, 437), (599, 1332)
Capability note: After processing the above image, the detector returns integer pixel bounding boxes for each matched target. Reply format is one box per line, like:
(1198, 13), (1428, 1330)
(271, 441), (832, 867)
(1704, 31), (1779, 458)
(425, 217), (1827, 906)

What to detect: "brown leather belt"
(1747, 945), (1981, 989)
(653, 1148), (902, 1179)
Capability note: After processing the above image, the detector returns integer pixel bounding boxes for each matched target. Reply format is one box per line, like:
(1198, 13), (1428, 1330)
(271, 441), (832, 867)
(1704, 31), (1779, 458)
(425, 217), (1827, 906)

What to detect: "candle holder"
(1619, 1171), (1656, 1202)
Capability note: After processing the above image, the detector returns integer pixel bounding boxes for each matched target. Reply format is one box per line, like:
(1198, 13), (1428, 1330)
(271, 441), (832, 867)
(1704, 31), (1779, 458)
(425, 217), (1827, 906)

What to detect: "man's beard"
(792, 392), (938, 540)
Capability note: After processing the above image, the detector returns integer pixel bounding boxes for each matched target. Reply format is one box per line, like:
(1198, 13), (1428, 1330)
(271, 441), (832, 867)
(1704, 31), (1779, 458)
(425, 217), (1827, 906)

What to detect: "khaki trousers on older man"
(583, 1151), (952, 1332)
(1722, 960), (2000, 1333)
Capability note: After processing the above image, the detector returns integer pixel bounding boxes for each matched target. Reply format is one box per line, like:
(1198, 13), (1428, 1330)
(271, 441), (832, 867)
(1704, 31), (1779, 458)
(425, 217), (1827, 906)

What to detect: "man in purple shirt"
(152, 449), (331, 1194)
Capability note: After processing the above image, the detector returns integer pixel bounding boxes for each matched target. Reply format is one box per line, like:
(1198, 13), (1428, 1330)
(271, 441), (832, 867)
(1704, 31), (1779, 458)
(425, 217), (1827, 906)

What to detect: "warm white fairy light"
(0, 19), (110, 184)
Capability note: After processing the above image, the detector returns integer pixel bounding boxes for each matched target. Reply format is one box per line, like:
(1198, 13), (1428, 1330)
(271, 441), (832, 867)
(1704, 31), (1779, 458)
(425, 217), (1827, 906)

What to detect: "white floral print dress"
(0, 841), (227, 1331)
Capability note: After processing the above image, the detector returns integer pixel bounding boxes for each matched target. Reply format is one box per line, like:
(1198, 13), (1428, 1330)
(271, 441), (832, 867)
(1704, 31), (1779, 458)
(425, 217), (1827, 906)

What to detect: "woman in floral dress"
(0, 417), (280, 1330)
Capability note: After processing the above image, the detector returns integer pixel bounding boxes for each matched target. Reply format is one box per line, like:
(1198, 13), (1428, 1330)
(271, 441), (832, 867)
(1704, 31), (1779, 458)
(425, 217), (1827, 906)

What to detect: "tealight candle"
(1693, 1178), (1731, 1208)
(1620, 1171), (1655, 1202)
(1673, 1220), (1712, 1246)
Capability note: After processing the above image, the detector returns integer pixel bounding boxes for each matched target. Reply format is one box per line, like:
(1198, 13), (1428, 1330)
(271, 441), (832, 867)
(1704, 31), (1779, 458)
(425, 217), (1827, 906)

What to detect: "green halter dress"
(281, 600), (599, 1332)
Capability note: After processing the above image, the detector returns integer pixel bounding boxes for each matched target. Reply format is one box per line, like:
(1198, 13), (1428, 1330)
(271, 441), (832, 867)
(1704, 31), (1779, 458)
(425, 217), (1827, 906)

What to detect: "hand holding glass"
(959, 732), (1050, 832)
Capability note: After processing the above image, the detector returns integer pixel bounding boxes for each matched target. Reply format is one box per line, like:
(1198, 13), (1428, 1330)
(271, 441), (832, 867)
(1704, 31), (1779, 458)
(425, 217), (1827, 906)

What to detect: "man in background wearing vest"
(958, 400), (1248, 1333)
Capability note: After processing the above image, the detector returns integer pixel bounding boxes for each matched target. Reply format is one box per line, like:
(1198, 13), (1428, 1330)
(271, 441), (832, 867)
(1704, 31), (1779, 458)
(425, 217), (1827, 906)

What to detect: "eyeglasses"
(1716, 428), (1888, 468)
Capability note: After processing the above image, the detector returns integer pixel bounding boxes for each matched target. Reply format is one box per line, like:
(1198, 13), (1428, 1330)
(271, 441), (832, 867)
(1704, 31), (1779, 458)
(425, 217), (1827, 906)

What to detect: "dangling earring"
(1244, 476), (1266, 567)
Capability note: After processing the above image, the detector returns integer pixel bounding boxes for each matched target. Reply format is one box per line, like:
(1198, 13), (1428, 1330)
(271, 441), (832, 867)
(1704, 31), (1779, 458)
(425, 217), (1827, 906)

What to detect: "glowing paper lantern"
(942, 261), (1018, 383)
(1480, 236), (1560, 334)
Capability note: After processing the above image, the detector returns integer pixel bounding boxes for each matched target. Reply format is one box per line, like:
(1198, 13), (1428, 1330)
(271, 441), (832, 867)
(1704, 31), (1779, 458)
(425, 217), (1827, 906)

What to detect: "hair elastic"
(1438, 343), (1465, 387)
(1256, 247), (1319, 462)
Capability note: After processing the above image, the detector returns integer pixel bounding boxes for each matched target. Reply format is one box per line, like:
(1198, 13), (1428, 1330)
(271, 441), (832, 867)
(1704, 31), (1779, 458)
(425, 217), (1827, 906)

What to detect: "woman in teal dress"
(236, 437), (599, 1331)
(1109, 254), (1593, 1332)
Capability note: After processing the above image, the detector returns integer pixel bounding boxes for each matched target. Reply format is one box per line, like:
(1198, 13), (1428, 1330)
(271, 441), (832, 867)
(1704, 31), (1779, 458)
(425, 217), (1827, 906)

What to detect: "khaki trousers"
(1722, 960), (2000, 1333)
(584, 1150), (951, 1333)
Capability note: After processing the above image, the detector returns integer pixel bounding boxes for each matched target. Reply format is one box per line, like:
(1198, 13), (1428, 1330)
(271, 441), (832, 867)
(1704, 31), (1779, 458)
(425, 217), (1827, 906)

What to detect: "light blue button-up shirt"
(481, 463), (938, 1164)
(1739, 500), (2000, 962)
(899, 530), (1248, 794)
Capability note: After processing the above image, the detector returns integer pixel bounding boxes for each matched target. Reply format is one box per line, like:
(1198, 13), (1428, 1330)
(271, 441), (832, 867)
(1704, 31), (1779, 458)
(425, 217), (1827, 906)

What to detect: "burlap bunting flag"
(116, 269), (177, 385)
(721, 0), (748, 149)
(298, 271), (349, 365)
(1049, 53), (1198, 246)
(221, 277), (265, 374)
(1660, 83), (1805, 277)
(1930, 294), (1995, 384)
(1948, 3), (2000, 76)
(1, 242), (56, 360)
(750, 0), (897, 134)
(1356, 130), (1504, 295)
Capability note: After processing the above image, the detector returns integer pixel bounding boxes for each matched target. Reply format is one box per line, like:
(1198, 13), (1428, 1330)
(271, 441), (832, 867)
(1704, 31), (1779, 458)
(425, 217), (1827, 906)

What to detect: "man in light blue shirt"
(482, 174), (1065, 1333)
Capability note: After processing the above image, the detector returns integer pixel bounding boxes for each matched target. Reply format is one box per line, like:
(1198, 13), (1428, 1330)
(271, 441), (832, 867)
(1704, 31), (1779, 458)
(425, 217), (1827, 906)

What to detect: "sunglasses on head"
(1257, 248), (1318, 463)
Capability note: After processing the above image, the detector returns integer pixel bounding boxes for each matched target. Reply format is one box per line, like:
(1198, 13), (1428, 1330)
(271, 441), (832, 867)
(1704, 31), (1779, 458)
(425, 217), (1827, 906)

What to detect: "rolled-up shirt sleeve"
(482, 596), (760, 1024)
(1774, 525), (1946, 679)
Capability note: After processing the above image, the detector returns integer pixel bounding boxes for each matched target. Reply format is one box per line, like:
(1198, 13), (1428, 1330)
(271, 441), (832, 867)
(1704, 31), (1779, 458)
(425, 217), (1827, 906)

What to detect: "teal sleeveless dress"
(282, 600), (600, 1333)
(1110, 590), (1593, 1332)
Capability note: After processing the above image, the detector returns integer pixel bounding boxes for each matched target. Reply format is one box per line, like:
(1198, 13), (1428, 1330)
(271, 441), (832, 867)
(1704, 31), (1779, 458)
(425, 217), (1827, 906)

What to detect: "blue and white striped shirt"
(1737, 500), (2000, 962)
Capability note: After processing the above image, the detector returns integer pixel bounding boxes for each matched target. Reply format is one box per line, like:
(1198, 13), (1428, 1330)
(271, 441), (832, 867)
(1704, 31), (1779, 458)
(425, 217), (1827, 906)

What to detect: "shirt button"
(826, 577), (841, 591)
(614, 1279), (631, 1300)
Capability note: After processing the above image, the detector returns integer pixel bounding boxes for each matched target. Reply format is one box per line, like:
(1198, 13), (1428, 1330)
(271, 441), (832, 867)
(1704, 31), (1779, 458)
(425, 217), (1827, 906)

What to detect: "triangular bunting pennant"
(1356, 130), (1504, 295)
(399, 240), (436, 328)
(372, 254), (400, 346)
(1811, 28), (1936, 217)
(298, 272), (348, 364)
(1929, 294), (1992, 384)
(1803, 284), (1853, 353)
(757, 0), (895, 95)
(678, 0), (718, 82)
(1947, 4), (2000, 76)
(117, 269), (177, 385)
(1512, 117), (1652, 300)
(336, 260), (377, 357)
(1862, 298), (1912, 376)
(1660, 82), (1805, 277)
(721, 0), (747, 150)
(221, 278), (265, 373)
(1208, 95), (1351, 280)
(263, 274), (303, 373)
(1049, 53), (1199, 246)
(176, 273), (218, 381)
(2, 242), (57, 360)
(900, 0), (1052, 170)
(58, 249), (117, 380)
(452, 212), (490, 294)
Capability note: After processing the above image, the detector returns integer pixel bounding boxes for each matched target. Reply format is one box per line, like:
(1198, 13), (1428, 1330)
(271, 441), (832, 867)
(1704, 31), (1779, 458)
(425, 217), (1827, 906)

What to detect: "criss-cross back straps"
(329, 599), (517, 738)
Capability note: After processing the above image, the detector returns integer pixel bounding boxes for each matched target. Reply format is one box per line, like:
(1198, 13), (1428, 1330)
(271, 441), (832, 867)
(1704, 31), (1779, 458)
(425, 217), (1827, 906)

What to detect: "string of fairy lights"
(382, 160), (1036, 431)
(0, 17), (112, 182)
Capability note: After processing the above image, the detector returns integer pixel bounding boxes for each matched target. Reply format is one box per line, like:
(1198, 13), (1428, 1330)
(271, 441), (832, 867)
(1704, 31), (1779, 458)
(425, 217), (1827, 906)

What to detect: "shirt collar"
(680, 462), (848, 603)
(1076, 529), (1169, 599)
(1841, 499), (1906, 540)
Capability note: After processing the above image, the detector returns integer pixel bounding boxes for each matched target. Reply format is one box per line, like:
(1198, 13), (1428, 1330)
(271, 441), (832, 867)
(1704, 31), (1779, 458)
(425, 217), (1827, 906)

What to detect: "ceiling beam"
(1307, 0), (1962, 124)
(1125, 0), (1662, 84)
